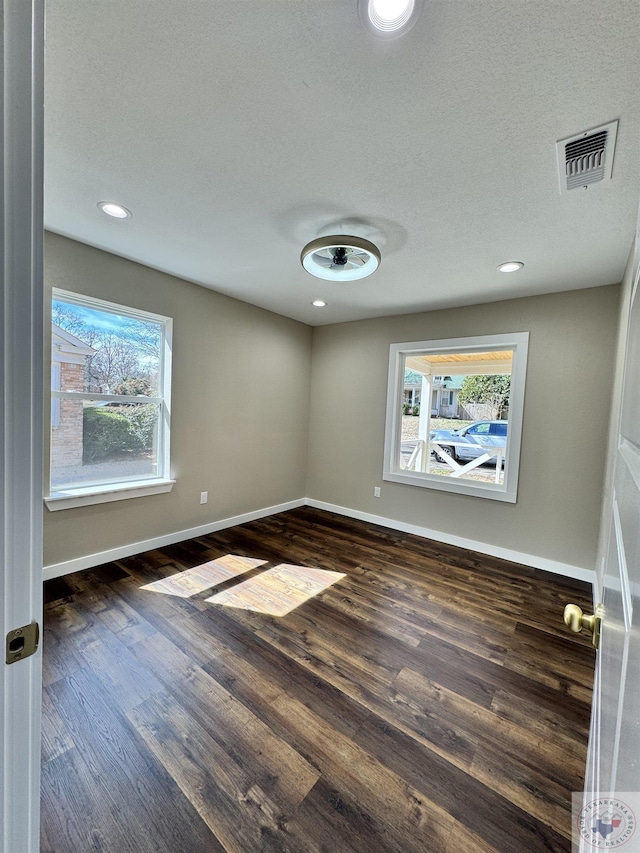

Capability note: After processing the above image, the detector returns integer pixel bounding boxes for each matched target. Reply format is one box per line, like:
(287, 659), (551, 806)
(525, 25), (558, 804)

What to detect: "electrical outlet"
(200, 491), (208, 504)
(374, 486), (381, 498)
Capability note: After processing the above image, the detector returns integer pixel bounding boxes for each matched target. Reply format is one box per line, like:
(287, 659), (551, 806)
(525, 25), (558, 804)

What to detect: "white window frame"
(383, 332), (529, 503)
(45, 289), (174, 510)
(51, 362), (61, 427)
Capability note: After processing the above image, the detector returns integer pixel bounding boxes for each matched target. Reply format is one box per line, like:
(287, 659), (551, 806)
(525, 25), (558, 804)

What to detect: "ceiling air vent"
(556, 120), (618, 192)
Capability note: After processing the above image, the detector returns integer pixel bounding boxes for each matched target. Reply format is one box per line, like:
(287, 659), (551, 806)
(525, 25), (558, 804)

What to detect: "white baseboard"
(43, 495), (595, 589)
(42, 498), (306, 581)
(306, 499), (596, 588)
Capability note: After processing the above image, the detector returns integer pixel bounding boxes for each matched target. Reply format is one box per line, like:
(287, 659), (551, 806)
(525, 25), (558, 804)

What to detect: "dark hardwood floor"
(41, 507), (595, 853)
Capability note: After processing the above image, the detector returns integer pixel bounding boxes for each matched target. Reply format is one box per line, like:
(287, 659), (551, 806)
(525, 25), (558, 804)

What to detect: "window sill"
(383, 469), (517, 502)
(44, 478), (176, 511)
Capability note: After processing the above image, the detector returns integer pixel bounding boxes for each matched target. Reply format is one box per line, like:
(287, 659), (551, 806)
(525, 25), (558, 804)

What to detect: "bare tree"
(52, 301), (160, 393)
(85, 334), (141, 392)
(52, 304), (98, 345)
(123, 318), (161, 357)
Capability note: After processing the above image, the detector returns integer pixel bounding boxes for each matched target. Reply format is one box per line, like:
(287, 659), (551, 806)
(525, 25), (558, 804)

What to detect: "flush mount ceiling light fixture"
(301, 236), (381, 281)
(97, 201), (132, 219)
(359, 0), (420, 37)
(497, 261), (524, 273)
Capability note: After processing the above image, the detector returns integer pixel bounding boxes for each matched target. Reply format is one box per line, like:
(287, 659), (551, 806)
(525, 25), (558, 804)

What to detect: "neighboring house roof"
(441, 375), (465, 391)
(52, 324), (95, 364)
(403, 370), (424, 387)
(404, 370), (465, 391)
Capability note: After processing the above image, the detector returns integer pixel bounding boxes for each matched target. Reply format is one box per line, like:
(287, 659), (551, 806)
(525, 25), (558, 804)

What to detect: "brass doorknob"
(564, 603), (601, 649)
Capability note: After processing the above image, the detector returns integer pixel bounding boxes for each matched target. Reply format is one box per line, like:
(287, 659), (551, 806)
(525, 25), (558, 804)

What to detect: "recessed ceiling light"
(98, 201), (131, 219)
(361, 0), (419, 35)
(301, 235), (381, 281)
(312, 299), (327, 307)
(497, 261), (524, 273)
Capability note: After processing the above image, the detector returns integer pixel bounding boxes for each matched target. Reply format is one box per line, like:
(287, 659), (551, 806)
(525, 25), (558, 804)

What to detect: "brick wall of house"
(51, 362), (85, 472)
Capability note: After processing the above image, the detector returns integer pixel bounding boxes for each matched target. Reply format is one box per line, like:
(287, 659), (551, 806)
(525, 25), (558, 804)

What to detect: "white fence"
(404, 439), (504, 484)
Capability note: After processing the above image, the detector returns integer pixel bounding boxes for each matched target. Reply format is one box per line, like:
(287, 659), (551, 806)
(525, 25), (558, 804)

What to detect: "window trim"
(383, 332), (529, 503)
(44, 477), (176, 511)
(51, 362), (61, 427)
(46, 289), (173, 508)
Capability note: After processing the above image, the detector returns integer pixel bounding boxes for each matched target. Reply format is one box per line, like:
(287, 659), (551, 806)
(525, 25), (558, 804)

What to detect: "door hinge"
(5, 622), (39, 665)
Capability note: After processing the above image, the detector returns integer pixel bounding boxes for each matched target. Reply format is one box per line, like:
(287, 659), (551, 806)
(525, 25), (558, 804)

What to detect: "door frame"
(580, 219), (640, 849)
(1, 2), (45, 850)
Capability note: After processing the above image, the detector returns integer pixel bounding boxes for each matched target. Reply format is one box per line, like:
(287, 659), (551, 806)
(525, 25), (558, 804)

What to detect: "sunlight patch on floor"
(205, 564), (346, 617)
(140, 554), (267, 597)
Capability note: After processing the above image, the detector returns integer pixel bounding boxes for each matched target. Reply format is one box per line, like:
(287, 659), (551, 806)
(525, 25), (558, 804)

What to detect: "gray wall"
(43, 232), (620, 575)
(306, 285), (620, 571)
(44, 233), (312, 568)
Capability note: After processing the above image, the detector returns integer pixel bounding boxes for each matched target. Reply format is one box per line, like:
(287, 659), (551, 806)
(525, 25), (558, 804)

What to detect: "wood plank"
(344, 695), (569, 852)
(41, 749), (134, 853)
(195, 605), (568, 849)
(393, 667), (585, 835)
(80, 633), (164, 713)
(266, 690), (491, 853)
(206, 564), (345, 616)
(89, 593), (158, 646)
(129, 631), (321, 812)
(127, 693), (325, 853)
(44, 667), (217, 853)
(503, 621), (596, 702)
(41, 684), (74, 764)
(490, 686), (591, 746)
(42, 600), (102, 685)
(194, 607), (367, 739)
(41, 506), (594, 853)
(141, 554), (268, 598)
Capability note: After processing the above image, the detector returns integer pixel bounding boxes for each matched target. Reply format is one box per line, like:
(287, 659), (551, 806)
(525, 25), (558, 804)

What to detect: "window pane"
(50, 291), (171, 497)
(385, 334), (528, 502)
(51, 399), (160, 490)
(52, 299), (162, 395)
(397, 351), (511, 484)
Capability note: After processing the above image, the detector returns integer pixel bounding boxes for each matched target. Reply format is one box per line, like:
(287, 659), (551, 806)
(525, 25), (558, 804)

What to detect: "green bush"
(124, 404), (157, 451)
(83, 407), (130, 463)
(112, 377), (153, 396)
(83, 404), (156, 463)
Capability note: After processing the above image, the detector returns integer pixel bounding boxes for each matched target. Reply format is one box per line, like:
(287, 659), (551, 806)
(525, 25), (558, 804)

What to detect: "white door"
(578, 237), (640, 849)
(1, 2), (44, 851)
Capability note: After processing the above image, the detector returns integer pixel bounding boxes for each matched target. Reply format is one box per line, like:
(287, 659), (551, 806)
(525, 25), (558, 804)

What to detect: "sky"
(53, 299), (161, 343)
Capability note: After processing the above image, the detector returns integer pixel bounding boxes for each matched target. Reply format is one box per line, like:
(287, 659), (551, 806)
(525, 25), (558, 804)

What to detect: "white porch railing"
(404, 440), (504, 484)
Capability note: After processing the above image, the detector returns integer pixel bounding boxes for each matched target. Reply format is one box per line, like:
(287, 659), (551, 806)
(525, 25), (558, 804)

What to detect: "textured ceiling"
(44, 1), (640, 325)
